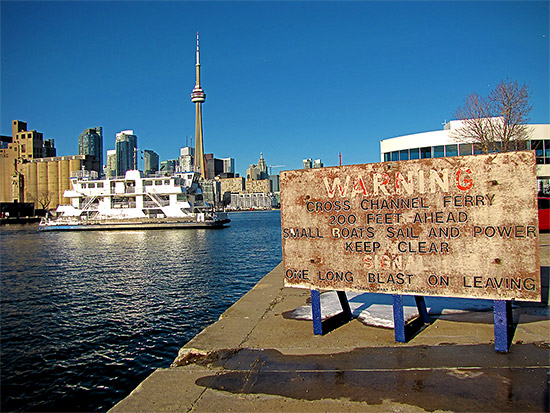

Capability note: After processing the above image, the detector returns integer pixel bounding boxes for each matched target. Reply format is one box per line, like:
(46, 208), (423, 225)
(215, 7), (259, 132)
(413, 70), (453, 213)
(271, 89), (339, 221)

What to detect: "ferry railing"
(147, 192), (170, 207)
(80, 196), (97, 211)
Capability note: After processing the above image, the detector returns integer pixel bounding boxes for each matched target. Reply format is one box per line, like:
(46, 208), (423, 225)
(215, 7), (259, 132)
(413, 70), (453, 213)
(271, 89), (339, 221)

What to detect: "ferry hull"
(39, 218), (230, 232)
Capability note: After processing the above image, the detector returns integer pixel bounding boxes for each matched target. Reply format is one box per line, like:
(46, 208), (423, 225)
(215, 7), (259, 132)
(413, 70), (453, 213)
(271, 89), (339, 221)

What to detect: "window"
(154, 180), (162, 185)
(144, 180), (152, 186)
(88, 183), (96, 188)
(445, 145), (458, 157)
(21, 144), (26, 153)
(459, 143), (472, 156)
(164, 180), (170, 185)
(544, 140), (550, 158)
(97, 183), (104, 188)
(473, 144), (484, 155)
(384, 153), (390, 162)
(515, 140), (528, 151)
(409, 148), (420, 160)
(530, 140), (543, 156)
(433, 145), (444, 158)
(391, 151), (399, 161)
(421, 147), (431, 159)
(399, 149), (409, 161)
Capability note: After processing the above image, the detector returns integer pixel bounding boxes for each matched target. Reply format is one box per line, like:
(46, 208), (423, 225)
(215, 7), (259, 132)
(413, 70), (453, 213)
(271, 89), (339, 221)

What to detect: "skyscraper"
(143, 150), (159, 175)
(191, 33), (206, 179)
(115, 130), (137, 176)
(177, 146), (194, 173)
(257, 153), (268, 179)
(78, 127), (103, 173)
(106, 150), (116, 178)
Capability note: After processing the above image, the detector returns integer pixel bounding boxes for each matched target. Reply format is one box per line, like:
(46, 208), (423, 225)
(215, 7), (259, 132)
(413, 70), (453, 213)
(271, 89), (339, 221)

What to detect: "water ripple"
(1, 211), (282, 412)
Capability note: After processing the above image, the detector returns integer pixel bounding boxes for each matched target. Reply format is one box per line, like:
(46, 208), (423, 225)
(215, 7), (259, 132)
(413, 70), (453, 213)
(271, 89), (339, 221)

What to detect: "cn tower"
(191, 32), (206, 179)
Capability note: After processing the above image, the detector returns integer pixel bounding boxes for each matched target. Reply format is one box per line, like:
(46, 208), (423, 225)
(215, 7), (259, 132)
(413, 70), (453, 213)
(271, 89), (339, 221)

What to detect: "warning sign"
(280, 151), (540, 301)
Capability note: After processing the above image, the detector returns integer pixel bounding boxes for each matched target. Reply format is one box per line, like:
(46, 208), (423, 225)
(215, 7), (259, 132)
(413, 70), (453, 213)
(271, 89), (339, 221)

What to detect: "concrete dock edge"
(111, 235), (550, 412)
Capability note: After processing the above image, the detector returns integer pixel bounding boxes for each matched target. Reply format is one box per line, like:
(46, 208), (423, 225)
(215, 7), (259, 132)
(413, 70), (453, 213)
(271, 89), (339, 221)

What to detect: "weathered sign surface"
(280, 152), (540, 301)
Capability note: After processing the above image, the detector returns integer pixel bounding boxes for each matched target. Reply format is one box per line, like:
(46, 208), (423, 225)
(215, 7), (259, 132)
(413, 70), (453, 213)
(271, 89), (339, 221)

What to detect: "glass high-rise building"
(115, 130), (137, 176)
(143, 149), (159, 175)
(78, 127), (103, 173)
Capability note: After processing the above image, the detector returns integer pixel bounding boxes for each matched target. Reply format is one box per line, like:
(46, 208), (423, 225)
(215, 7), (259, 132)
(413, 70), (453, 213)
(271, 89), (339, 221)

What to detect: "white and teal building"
(380, 121), (550, 193)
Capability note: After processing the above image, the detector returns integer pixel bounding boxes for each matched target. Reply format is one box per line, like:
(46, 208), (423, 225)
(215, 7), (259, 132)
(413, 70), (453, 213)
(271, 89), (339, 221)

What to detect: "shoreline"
(111, 234), (549, 412)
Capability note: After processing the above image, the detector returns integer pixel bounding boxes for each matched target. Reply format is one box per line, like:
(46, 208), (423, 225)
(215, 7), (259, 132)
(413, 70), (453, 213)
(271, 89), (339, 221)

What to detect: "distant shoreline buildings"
(0, 35), (282, 211)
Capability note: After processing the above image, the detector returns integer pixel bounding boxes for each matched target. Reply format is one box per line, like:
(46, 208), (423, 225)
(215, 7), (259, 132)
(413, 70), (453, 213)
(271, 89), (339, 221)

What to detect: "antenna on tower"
(196, 32), (200, 66)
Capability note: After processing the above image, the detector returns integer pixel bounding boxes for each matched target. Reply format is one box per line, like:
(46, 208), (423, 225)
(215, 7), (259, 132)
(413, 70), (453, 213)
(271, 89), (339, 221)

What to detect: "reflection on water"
(0, 211), (282, 412)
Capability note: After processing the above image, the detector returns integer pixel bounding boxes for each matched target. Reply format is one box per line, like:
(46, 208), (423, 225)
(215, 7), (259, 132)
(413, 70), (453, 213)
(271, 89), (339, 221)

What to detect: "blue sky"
(1, 1), (548, 176)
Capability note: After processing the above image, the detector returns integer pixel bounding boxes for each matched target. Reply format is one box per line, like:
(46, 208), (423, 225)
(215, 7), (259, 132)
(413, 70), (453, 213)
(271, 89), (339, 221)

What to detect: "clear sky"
(1, 1), (548, 176)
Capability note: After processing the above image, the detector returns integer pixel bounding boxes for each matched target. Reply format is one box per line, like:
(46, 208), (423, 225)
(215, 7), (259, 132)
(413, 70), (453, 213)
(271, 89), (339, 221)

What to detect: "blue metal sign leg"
(336, 290), (352, 320)
(311, 290), (353, 335)
(311, 289), (323, 335)
(494, 300), (512, 352)
(393, 295), (430, 343)
(415, 296), (430, 324)
(393, 295), (406, 343)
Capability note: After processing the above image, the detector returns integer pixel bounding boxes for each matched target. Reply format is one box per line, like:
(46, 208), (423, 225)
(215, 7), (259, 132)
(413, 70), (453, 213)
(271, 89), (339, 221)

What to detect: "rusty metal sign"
(280, 152), (540, 301)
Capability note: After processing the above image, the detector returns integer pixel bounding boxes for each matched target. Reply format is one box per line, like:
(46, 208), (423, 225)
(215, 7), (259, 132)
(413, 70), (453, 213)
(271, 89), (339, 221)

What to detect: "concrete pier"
(111, 235), (550, 412)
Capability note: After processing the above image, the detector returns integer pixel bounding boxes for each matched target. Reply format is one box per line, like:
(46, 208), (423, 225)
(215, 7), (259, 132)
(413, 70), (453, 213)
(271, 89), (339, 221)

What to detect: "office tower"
(143, 150), (159, 175)
(206, 155), (224, 179)
(257, 153), (268, 179)
(106, 150), (116, 178)
(115, 130), (137, 176)
(303, 158), (312, 169)
(191, 33), (206, 178)
(43, 139), (56, 157)
(221, 158), (235, 174)
(78, 127), (103, 171)
(313, 159), (324, 168)
(160, 160), (176, 173)
(177, 146), (195, 172)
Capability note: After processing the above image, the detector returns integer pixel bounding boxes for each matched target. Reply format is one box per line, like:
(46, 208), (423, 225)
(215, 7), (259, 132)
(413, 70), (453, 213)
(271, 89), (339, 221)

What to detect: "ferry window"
(97, 183), (104, 188)
(399, 149), (409, 161)
(177, 194), (188, 201)
(154, 180), (162, 185)
(391, 151), (399, 161)
(144, 180), (152, 186)
(433, 145), (444, 158)
(459, 143), (472, 156)
(421, 147), (431, 158)
(445, 145), (458, 157)
(409, 148), (420, 160)
(88, 183), (96, 188)
(384, 153), (390, 162)
(164, 180), (170, 185)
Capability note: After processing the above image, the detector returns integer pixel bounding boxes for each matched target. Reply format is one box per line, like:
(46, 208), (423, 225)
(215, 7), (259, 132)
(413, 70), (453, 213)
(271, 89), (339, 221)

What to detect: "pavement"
(110, 234), (550, 412)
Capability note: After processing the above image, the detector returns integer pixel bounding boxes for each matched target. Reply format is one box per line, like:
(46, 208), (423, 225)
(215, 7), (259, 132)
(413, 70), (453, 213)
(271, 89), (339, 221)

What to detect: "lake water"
(0, 211), (282, 412)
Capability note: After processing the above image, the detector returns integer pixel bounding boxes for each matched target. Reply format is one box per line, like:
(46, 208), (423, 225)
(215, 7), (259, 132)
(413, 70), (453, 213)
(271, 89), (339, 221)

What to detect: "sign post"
(280, 152), (540, 352)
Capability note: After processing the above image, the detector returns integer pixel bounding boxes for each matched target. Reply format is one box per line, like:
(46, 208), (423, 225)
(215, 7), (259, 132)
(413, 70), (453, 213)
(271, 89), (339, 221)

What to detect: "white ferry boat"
(39, 170), (229, 231)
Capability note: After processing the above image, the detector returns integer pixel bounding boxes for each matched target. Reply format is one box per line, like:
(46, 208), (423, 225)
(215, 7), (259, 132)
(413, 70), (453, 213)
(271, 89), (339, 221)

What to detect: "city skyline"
(1, 1), (548, 177)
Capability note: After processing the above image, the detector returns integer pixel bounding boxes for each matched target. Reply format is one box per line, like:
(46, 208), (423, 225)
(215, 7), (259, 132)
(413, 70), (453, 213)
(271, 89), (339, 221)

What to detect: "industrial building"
(0, 120), (98, 208)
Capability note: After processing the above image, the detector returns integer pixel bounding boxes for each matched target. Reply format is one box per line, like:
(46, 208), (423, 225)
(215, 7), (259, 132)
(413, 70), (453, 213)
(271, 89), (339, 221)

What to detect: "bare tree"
(451, 79), (533, 153)
(35, 190), (52, 210)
